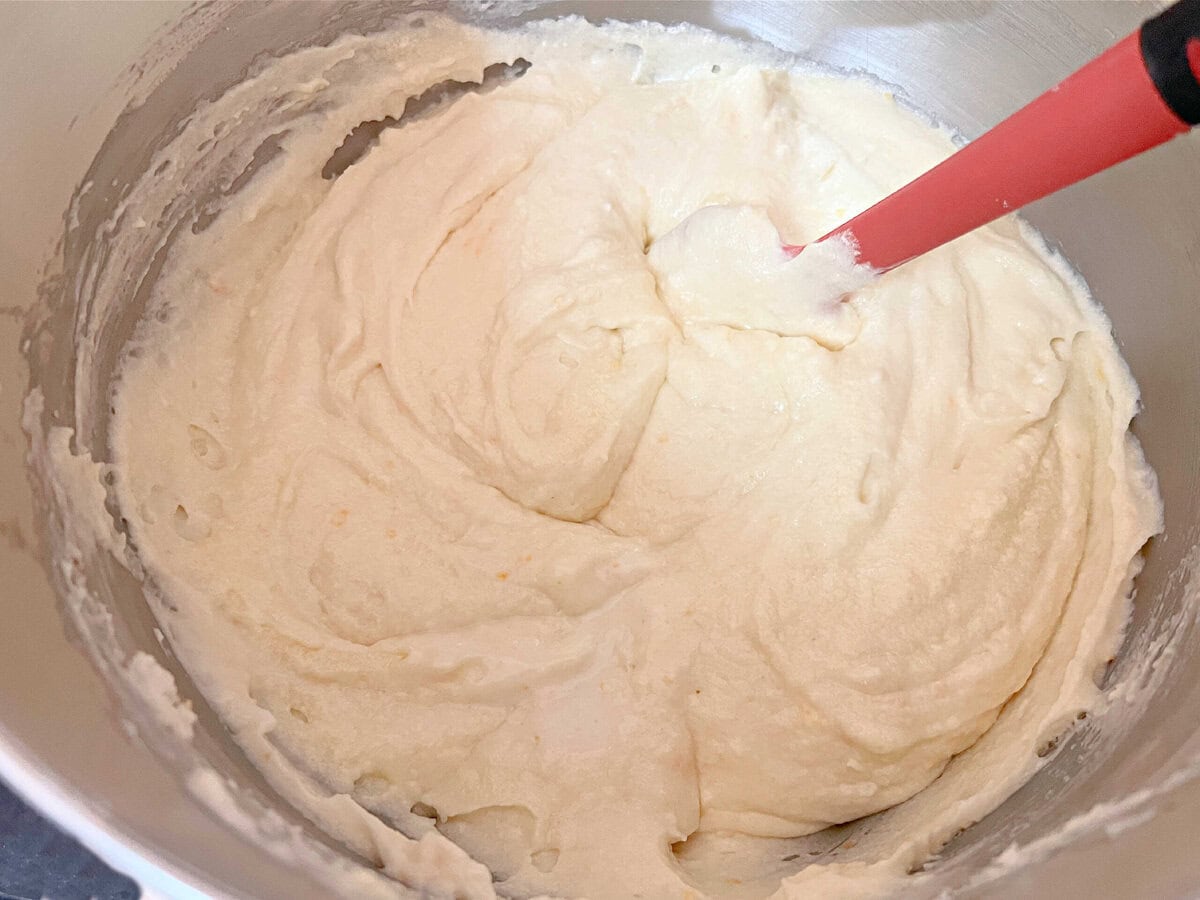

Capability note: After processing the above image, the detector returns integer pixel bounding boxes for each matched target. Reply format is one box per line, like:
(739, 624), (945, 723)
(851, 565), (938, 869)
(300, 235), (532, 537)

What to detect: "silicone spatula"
(784, 0), (1200, 272)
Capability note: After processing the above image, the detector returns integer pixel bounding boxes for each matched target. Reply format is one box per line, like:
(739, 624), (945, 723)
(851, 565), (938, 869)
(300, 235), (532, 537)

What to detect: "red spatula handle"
(811, 0), (1200, 272)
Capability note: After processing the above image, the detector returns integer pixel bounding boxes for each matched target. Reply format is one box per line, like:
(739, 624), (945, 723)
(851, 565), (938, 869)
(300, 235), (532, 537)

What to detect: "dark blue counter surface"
(0, 778), (138, 900)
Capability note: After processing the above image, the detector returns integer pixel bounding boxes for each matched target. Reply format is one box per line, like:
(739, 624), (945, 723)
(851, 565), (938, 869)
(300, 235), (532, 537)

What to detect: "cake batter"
(101, 16), (1161, 899)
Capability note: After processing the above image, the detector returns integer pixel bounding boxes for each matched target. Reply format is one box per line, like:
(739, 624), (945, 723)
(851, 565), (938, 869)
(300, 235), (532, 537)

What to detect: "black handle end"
(1141, 0), (1200, 125)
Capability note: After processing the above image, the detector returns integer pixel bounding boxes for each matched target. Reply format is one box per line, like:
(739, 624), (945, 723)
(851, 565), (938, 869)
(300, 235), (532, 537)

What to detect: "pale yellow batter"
(103, 16), (1161, 900)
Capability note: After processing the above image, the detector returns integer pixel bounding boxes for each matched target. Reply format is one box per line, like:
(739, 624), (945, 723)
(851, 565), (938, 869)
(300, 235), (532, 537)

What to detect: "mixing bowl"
(1, 2), (1197, 897)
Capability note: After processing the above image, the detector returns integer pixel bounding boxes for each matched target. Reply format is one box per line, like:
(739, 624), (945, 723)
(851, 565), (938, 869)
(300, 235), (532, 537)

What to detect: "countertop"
(0, 777), (138, 900)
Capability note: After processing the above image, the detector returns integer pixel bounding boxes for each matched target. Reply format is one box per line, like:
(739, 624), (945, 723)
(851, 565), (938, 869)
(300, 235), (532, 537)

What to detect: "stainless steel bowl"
(1, 2), (1197, 897)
